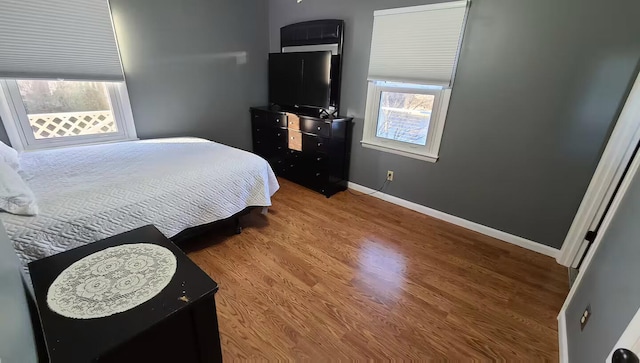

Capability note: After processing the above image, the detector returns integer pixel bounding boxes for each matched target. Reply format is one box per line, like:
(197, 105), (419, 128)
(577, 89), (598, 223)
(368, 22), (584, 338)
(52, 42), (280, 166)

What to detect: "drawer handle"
(291, 136), (294, 140)
(277, 146), (282, 150)
(277, 133), (281, 136)
(256, 128), (260, 131)
(316, 173), (321, 177)
(256, 141), (261, 144)
(317, 126), (321, 130)
(316, 157), (322, 161)
(290, 164), (295, 168)
(317, 143), (323, 147)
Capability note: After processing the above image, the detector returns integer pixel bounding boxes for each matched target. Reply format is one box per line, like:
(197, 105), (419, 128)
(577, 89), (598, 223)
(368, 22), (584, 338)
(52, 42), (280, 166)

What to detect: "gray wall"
(0, 120), (9, 146)
(268, 0), (640, 249)
(565, 160), (640, 361)
(1, 0), (270, 151)
(110, 0), (269, 150)
(0, 223), (38, 363)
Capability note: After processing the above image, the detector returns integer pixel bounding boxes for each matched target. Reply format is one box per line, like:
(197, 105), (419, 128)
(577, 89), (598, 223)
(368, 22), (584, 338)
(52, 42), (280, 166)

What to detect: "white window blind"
(367, 1), (468, 86)
(0, 0), (124, 81)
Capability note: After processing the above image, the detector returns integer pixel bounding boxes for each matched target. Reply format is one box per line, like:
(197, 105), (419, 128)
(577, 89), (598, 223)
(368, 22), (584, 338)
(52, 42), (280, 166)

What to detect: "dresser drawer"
(299, 166), (329, 190)
(255, 127), (287, 142)
(270, 155), (287, 173)
(285, 148), (303, 160)
(302, 133), (329, 154)
(288, 130), (302, 151)
(252, 110), (287, 128)
(278, 155), (303, 179)
(302, 153), (329, 169)
(253, 128), (287, 156)
(300, 118), (331, 138)
(254, 145), (286, 171)
(285, 113), (300, 130)
(254, 141), (287, 159)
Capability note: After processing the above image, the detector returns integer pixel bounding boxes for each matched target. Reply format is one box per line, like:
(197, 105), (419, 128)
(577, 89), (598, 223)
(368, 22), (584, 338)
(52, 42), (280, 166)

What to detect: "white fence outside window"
(27, 110), (116, 139)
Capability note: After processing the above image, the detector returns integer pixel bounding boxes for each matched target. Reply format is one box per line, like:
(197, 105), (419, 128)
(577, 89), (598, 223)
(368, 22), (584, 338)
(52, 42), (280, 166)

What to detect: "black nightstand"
(28, 225), (222, 363)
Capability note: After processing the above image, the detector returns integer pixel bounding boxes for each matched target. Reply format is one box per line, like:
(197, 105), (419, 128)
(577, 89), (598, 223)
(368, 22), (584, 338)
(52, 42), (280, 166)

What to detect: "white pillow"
(0, 160), (38, 216)
(0, 141), (19, 171)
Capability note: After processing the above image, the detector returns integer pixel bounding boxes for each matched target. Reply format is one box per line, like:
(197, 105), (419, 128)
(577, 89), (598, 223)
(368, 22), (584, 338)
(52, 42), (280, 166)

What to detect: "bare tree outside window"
(17, 80), (111, 114)
(16, 80), (116, 139)
(376, 91), (434, 146)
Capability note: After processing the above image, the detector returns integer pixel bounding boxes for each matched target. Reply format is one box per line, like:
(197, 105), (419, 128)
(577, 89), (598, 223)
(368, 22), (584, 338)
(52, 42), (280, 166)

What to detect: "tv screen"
(269, 51), (331, 109)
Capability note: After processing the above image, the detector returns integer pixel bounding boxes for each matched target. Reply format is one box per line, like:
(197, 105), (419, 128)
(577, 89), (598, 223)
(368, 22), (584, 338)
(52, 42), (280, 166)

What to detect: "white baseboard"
(558, 312), (569, 363)
(347, 182), (560, 258)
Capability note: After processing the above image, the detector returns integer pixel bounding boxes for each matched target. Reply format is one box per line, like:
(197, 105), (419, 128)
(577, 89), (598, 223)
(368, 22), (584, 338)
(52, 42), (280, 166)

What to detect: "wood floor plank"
(185, 178), (568, 360)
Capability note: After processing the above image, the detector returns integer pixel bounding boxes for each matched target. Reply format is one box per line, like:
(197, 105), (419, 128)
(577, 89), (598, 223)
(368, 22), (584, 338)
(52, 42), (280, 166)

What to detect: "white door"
(558, 126), (640, 362)
(557, 73), (640, 268)
(607, 307), (640, 362)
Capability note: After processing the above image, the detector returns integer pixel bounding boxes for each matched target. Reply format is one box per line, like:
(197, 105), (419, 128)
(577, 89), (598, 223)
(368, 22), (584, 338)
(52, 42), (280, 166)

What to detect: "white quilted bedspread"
(1, 138), (279, 266)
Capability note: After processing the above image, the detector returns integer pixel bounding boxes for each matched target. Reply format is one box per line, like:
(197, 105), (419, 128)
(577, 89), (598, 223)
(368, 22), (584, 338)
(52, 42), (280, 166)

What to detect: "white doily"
(47, 243), (177, 319)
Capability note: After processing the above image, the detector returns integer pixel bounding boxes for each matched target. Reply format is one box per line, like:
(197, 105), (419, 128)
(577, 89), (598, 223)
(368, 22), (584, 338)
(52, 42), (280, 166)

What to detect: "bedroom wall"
(109, 0), (269, 150)
(0, 120), (9, 146)
(564, 159), (640, 361)
(0, 223), (38, 363)
(267, 0), (640, 249)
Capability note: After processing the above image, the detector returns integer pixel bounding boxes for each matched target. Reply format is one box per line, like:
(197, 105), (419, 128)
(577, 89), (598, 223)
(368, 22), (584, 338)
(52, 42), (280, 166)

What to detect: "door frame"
(558, 135), (640, 362)
(557, 73), (640, 267)
(607, 307), (640, 362)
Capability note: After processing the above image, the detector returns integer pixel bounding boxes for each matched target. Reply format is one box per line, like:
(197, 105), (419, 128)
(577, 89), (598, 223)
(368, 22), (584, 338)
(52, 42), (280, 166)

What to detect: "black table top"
(28, 225), (218, 363)
(250, 105), (353, 122)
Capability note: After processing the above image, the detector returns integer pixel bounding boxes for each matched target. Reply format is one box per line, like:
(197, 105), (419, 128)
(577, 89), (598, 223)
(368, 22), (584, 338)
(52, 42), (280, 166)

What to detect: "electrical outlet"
(580, 304), (592, 331)
(387, 170), (394, 182)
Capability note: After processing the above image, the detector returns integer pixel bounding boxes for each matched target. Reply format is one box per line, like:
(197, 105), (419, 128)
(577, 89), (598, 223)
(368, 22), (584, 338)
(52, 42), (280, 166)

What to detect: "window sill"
(22, 137), (140, 152)
(360, 140), (439, 163)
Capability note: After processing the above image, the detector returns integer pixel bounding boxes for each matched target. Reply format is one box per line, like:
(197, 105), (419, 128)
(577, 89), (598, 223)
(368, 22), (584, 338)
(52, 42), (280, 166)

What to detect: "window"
(377, 91), (434, 146)
(362, 1), (468, 162)
(19, 80), (116, 139)
(0, 0), (135, 150)
(363, 82), (451, 161)
(0, 80), (136, 150)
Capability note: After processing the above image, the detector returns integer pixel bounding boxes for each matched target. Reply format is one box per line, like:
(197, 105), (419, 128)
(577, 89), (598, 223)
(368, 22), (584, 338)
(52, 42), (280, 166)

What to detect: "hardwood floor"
(185, 178), (568, 360)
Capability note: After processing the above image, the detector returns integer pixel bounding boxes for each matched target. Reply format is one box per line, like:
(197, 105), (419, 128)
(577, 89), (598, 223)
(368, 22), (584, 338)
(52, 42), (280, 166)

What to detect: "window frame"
(0, 79), (137, 151)
(361, 81), (452, 163)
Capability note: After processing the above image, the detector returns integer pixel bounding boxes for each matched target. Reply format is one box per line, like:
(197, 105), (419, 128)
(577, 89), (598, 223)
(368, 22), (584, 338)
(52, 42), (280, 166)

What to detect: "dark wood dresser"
(250, 106), (353, 197)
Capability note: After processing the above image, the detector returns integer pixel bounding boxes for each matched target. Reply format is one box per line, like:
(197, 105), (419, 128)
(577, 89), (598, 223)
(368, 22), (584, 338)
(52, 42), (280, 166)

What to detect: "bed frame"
(170, 207), (267, 244)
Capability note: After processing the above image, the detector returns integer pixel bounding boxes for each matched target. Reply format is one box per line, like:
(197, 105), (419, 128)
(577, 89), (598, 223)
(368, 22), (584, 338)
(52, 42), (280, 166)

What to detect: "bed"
(0, 137), (279, 267)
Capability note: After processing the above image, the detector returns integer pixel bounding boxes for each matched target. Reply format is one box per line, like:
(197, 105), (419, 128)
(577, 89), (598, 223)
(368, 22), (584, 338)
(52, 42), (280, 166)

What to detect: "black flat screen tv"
(269, 51), (332, 109)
